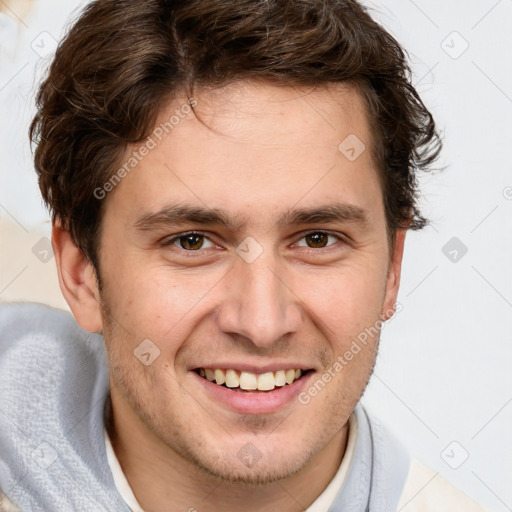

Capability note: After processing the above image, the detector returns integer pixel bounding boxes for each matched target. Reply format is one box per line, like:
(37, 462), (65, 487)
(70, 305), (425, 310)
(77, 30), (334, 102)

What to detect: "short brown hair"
(30, 0), (442, 268)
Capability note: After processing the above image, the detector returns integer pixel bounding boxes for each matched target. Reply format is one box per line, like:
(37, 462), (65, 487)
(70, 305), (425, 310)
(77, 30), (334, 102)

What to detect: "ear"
(51, 220), (103, 333)
(381, 229), (406, 321)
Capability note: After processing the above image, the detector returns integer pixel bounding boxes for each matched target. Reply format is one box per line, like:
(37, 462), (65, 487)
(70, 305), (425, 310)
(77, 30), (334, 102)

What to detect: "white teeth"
(225, 369), (240, 388)
(198, 367), (306, 391)
(257, 372), (276, 391)
(214, 369), (225, 385)
(274, 370), (286, 387)
(239, 371), (258, 390)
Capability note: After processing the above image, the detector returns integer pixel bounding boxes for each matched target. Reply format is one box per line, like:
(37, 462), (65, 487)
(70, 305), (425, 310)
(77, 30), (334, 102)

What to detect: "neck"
(106, 391), (349, 512)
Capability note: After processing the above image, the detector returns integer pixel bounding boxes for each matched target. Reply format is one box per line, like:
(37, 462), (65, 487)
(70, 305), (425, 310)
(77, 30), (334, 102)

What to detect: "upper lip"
(192, 363), (315, 374)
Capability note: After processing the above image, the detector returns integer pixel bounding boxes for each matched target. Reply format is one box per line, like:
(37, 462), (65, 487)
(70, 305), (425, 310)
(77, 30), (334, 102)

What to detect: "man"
(0, 0), (488, 510)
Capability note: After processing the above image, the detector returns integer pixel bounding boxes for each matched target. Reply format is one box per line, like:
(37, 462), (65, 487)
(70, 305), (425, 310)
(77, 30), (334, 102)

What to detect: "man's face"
(95, 81), (402, 484)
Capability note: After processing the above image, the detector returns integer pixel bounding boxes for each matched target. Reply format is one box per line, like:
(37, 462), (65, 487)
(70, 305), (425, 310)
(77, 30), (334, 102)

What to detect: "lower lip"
(191, 371), (313, 415)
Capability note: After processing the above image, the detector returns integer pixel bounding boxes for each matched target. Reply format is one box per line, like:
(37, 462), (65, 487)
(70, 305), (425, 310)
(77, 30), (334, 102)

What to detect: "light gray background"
(0, 1), (511, 510)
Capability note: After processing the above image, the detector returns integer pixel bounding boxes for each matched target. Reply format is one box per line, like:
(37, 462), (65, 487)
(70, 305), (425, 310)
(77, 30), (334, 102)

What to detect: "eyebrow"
(132, 202), (369, 232)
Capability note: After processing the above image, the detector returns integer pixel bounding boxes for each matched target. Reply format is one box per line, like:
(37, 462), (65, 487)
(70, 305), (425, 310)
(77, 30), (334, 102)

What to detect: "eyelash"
(162, 230), (346, 253)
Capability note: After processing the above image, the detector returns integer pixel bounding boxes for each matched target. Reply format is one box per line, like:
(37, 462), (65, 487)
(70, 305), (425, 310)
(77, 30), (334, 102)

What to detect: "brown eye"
(305, 232), (329, 248)
(178, 233), (205, 250)
(295, 231), (341, 250)
(163, 231), (217, 254)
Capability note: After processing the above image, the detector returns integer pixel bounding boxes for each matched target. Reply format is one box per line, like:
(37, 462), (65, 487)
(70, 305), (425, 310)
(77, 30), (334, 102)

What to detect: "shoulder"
(0, 301), (76, 351)
(397, 458), (488, 512)
(0, 301), (102, 362)
(0, 303), (116, 510)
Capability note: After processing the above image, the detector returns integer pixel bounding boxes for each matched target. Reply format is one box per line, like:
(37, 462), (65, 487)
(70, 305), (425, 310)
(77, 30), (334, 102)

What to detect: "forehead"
(104, 80), (383, 231)
(176, 80), (373, 150)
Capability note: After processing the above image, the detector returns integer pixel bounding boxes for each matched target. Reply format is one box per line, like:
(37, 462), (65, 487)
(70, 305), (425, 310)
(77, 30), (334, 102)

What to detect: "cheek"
(100, 257), (228, 367)
(297, 261), (388, 343)
(102, 254), (205, 327)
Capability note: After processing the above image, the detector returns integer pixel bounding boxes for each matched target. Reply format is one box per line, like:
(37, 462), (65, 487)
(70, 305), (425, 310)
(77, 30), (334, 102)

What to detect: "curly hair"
(30, 0), (442, 268)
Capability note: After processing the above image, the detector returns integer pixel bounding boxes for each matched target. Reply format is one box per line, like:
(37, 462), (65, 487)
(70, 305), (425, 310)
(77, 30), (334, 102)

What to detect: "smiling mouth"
(194, 368), (313, 392)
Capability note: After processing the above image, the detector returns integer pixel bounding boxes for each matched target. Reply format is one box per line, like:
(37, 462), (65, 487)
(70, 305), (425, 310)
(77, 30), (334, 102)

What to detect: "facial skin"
(53, 80), (405, 511)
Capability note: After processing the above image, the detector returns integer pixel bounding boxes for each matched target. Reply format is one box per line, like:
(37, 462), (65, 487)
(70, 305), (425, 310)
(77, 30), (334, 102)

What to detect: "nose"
(216, 252), (303, 348)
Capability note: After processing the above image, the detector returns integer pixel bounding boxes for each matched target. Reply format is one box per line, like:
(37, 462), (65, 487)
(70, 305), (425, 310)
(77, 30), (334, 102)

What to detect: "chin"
(193, 451), (308, 488)
(172, 430), (319, 488)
